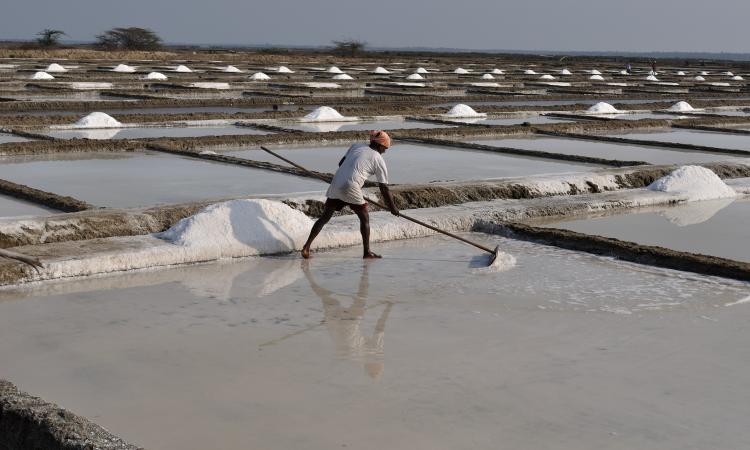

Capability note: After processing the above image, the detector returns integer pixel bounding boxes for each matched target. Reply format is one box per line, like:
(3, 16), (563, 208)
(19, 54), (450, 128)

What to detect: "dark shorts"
(325, 198), (368, 213)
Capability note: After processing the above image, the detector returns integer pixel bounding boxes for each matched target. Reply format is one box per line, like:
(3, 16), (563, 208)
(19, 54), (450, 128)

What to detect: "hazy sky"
(2, 0), (748, 53)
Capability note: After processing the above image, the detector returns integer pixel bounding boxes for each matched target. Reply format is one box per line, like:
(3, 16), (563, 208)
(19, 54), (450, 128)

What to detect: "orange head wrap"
(369, 130), (391, 149)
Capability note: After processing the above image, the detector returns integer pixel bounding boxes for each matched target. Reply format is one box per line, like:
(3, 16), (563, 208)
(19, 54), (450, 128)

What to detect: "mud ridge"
(0, 178), (92, 213)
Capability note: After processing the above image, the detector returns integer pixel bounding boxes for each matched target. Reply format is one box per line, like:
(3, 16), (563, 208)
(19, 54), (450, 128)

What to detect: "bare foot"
(363, 252), (382, 259)
(301, 247), (311, 259)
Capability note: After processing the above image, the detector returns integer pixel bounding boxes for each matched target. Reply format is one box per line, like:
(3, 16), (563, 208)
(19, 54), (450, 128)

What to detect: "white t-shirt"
(326, 143), (389, 204)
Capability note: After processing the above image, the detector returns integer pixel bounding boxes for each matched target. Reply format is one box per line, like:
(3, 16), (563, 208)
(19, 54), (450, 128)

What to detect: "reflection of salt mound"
(144, 72), (167, 80)
(159, 199), (313, 257)
(586, 102), (620, 114)
(373, 67), (390, 74)
(560, 69), (572, 75)
(72, 128), (121, 140)
(481, 73), (494, 80)
(257, 259), (304, 297)
(333, 73), (354, 80)
(303, 106), (348, 122)
(222, 65), (242, 73)
(415, 67), (429, 74)
(646, 75), (659, 81)
(589, 74), (604, 80)
(491, 68), (504, 74)
(31, 71), (54, 80)
(327, 66), (343, 74)
(694, 76), (706, 81)
(74, 112), (122, 129)
(300, 122), (345, 132)
(524, 69), (537, 75)
(657, 197), (735, 226)
(406, 73), (424, 80)
(112, 64), (136, 73)
(45, 63), (67, 72)
(454, 67), (469, 74)
(444, 104), (486, 118)
(667, 101), (695, 112)
(648, 166), (737, 202)
(250, 72), (271, 81)
(190, 82), (230, 89)
(174, 65), (192, 72)
(539, 74), (555, 80)
(277, 66), (294, 73)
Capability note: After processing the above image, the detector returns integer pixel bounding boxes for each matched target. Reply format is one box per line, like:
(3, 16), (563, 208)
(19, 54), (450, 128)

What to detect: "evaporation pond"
(1, 234), (749, 450)
(225, 143), (598, 183)
(0, 133), (31, 144)
(0, 151), (325, 208)
(466, 136), (749, 165)
(0, 194), (55, 217)
(610, 113), (686, 121)
(43, 125), (272, 140)
(611, 129), (750, 151)
(447, 115), (573, 125)
(280, 120), (454, 133)
(542, 198), (750, 262)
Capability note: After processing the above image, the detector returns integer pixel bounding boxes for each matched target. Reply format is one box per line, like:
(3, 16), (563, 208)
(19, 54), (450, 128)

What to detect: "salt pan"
(586, 102), (620, 114)
(444, 104), (486, 118)
(112, 64), (136, 73)
(30, 71), (54, 80)
(647, 166), (737, 202)
(74, 112), (122, 129)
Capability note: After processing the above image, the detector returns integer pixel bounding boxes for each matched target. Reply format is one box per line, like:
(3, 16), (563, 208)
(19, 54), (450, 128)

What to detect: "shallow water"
(0, 133), (30, 144)
(467, 136), (750, 165)
(0, 151), (326, 207)
(609, 112), (686, 121)
(542, 198), (750, 262)
(280, 120), (454, 133)
(447, 115), (573, 125)
(44, 125), (272, 140)
(612, 129), (750, 151)
(226, 143), (599, 183)
(0, 234), (748, 450)
(0, 194), (55, 217)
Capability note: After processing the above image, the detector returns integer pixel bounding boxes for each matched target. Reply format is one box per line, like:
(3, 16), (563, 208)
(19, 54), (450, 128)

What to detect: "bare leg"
(302, 205), (336, 259)
(354, 207), (381, 259)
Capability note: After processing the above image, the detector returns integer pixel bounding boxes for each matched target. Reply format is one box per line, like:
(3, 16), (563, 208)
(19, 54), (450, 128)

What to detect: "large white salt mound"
(444, 104), (486, 118)
(74, 112), (123, 129)
(667, 101), (695, 112)
(303, 106), (346, 122)
(539, 74), (555, 80)
(589, 74), (604, 80)
(45, 63), (67, 72)
(481, 73), (494, 80)
(524, 69), (537, 75)
(159, 199), (313, 257)
(560, 69), (572, 75)
(415, 67), (429, 74)
(277, 66), (294, 73)
(333, 73), (354, 80)
(648, 166), (736, 202)
(250, 72), (271, 81)
(406, 73), (424, 80)
(144, 72), (168, 80)
(454, 67), (469, 74)
(646, 75), (659, 81)
(491, 68), (504, 74)
(222, 65), (242, 73)
(112, 64), (136, 73)
(373, 67), (390, 74)
(31, 71), (54, 80)
(327, 66), (343, 74)
(174, 65), (192, 73)
(586, 102), (620, 114)
(694, 76), (706, 81)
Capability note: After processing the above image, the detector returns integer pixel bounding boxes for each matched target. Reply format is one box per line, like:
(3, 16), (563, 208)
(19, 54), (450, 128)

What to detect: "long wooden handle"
(259, 146), (496, 256)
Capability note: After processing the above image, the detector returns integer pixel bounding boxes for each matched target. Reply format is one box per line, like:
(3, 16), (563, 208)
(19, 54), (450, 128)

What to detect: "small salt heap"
(222, 65), (243, 73)
(327, 66), (343, 74)
(491, 68), (504, 74)
(524, 69), (537, 75)
(481, 73), (494, 80)
(648, 166), (736, 202)
(619, 70), (629, 75)
(303, 106), (348, 122)
(539, 74), (556, 80)
(333, 73), (354, 80)
(646, 74), (659, 81)
(454, 67), (469, 74)
(373, 67), (390, 74)
(112, 64), (136, 73)
(586, 102), (621, 114)
(694, 75), (706, 81)
(444, 104), (486, 118)
(74, 112), (123, 129)
(676, 71), (686, 76)
(732, 75), (744, 81)
(560, 68), (572, 75)
(143, 72), (168, 80)
(700, 71), (710, 75)
(590, 69), (602, 75)
(406, 73), (424, 80)
(277, 66), (294, 73)
(667, 101), (695, 112)
(724, 71), (734, 76)
(415, 67), (429, 74)
(250, 72), (271, 81)
(589, 74), (604, 80)
(31, 71), (54, 80)
(45, 63), (67, 72)
(174, 65), (192, 73)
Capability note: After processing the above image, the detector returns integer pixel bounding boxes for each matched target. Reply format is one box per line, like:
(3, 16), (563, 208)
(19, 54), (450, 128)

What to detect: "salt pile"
(589, 74), (604, 80)
(415, 67), (429, 74)
(159, 199), (313, 257)
(539, 74), (555, 80)
(586, 102), (620, 114)
(333, 73), (354, 80)
(144, 72), (168, 80)
(676, 71), (686, 76)
(222, 65), (243, 73)
(590, 69), (602, 75)
(732, 75), (744, 81)
(491, 68), (504, 74)
(112, 64), (136, 73)
(250, 72), (271, 81)
(524, 69), (537, 75)
(647, 166), (736, 202)
(444, 104), (486, 118)
(454, 67), (469, 74)
(30, 71), (54, 80)
(373, 67), (391, 74)
(619, 70), (629, 75)
(481, 73), (494, 80)
(646, 75), (659, 81)
(700, 71), (710, 75)
(327, 66), (343, 74)
(560, 69), (572, 75)
(724, 71), (734, 76)
(303, 106), (349, 122)
(174, 65), (192, 73)
(190, 82), (230, 89)
(406, 73), (424, 80)
(277, 66), (294, 73)
(74, 112), (123, 129)
(199, 150), (218, 155)
(694, 76), (706, 81)
(45, 63), (67, 72)
(667, 101), (695, 112)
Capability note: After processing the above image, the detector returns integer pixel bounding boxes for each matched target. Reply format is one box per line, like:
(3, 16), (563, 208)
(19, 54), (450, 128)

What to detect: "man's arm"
(378, 183), (399, 216)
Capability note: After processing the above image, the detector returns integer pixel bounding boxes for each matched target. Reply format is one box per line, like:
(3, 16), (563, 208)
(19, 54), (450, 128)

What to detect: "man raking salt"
(301, 131), (400, 259)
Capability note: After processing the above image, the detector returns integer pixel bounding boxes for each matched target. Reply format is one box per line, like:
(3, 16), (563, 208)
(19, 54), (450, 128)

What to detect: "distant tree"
(332, 39), (367, 56)
(36, 29), (66, 47)
(96, 27), (162, 50)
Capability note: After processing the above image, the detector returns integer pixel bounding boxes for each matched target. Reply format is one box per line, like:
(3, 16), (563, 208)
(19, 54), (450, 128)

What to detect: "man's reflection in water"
(303, 262), (393, 380)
